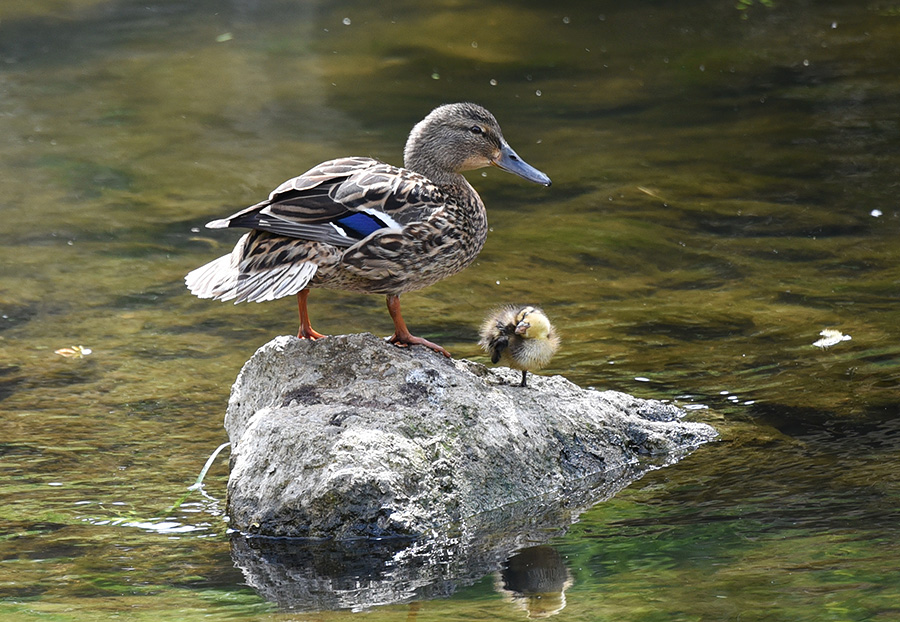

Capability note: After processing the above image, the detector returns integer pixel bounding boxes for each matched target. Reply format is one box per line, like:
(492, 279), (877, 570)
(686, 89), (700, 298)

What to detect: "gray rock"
(224, 333), (716, 539)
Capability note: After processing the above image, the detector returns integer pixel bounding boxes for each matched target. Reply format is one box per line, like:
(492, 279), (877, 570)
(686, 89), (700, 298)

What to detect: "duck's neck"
(404, 153), (462, 188)
(414, 165), (467, 188)
(404, 121), (467, 188)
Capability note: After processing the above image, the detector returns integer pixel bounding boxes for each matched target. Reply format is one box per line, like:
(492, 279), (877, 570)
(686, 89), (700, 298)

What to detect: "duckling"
(185, 103), (551, 357)
(479, 306), (560, 387)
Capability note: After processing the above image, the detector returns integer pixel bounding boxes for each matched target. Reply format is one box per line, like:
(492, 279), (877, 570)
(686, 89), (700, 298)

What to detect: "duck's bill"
(492, 144), (552, 186)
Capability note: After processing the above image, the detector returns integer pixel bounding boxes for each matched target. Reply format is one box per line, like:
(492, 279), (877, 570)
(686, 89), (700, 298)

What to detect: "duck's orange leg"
(297, 289), (326, 340)
(386, 294), (449, 357)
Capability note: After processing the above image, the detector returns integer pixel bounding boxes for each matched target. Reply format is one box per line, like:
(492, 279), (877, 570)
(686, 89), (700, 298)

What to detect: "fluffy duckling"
(479, 305), (560, 387)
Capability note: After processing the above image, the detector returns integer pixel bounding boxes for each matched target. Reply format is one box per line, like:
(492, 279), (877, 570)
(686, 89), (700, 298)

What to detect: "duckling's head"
(514, 306), (554, 340)
(404, 103), (551, 187)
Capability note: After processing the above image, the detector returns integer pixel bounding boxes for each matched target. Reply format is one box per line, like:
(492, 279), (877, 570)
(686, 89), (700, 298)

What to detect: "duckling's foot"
(519, 370), (529, 387)
(388, 332), (450, 358)
(385, 294), (450, 357)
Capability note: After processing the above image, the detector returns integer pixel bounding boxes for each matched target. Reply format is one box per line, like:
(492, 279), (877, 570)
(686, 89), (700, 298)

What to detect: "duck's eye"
(469, 125), (484, 135)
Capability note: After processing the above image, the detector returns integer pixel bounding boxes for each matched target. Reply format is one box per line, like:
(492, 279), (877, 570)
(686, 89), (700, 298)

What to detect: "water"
(2, 0), (899, 620)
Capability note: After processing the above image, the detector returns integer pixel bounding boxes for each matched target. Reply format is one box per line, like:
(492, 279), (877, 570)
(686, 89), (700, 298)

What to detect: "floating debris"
(54, 345), (93, 358)
(637, 186), (668, 204)
(812, 329), (851, 349)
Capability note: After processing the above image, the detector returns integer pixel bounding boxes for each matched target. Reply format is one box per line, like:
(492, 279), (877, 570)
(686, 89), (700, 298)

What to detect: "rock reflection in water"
(230, 464), (655, 612)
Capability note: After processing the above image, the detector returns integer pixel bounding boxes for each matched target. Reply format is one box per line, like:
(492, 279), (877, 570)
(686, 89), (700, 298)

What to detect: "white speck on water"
(870, 209), (882, 217)
(634, 376), (651, 383)
(535, 89), (542, 96)
(125, 521), (200, 534)
(342, 17), (351, 25)
(489, 78), (497, 86)
(812, 329), (852, 349)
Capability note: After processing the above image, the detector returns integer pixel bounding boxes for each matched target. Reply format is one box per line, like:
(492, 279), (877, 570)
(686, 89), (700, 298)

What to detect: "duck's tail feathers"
(205, 218), (230, 229)
(185, 252), (318, 304)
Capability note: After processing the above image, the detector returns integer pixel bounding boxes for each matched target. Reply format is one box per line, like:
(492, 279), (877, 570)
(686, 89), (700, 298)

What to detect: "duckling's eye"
(469, 125), (484, 135)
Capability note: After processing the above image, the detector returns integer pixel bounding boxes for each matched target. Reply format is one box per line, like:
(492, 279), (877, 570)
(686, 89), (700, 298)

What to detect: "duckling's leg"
(520, 370), (528, 387)
(385, 294), (450, 358)
(297, 289), (326, 340)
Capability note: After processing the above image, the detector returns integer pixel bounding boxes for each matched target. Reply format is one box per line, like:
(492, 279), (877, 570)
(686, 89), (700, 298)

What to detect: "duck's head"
(404, 102), (551, 187)
(514, 306), (553, 340)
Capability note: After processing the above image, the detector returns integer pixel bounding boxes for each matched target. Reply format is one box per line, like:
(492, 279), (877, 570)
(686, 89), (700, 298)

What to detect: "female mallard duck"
(479, 305), (560, 387)
(186, 102), (550, 357)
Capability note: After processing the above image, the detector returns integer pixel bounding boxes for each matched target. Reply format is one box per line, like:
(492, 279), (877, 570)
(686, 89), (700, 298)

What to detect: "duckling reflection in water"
(495, 545), (573, 618)
(479, 306), (560, 387)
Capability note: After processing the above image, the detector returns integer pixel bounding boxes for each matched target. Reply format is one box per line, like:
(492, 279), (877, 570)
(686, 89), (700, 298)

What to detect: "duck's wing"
(487, 333), (509, 364)
(206, 157), (444, 248)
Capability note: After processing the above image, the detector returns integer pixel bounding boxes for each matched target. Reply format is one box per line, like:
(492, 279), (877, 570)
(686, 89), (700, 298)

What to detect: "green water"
(2, 0), (899, 620)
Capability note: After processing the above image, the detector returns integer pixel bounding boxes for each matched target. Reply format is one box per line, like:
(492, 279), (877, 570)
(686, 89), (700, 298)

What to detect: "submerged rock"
(224, 333), (716, 539)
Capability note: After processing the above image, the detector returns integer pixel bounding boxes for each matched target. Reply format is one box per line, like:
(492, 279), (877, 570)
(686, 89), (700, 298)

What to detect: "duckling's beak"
(492, 143), (551, 186)
(515, 321), (530, 336)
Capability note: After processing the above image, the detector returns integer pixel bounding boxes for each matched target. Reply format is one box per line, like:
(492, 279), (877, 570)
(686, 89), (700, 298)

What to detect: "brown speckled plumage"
(186, 103), (550, 356)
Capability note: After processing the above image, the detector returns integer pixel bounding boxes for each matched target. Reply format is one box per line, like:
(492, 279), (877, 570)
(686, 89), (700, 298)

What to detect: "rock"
(224, 333), (716, 539)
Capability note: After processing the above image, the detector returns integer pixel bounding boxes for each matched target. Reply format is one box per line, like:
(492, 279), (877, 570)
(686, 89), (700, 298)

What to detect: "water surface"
(2, 0), (899, 620)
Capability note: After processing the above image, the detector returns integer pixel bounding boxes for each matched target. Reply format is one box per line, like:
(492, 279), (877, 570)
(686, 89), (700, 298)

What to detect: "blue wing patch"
(333, 212), (391, 239)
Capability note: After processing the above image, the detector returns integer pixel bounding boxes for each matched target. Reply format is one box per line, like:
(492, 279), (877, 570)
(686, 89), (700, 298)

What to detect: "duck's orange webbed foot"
(298, 325), (327, 340)
(388, 332), (450, 358)
(297, 289), (327, 340)
(385, 294), (450, 358)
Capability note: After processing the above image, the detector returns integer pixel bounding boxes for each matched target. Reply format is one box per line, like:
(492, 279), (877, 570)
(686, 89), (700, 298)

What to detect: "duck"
(479, 305), (560, 387)
(185, 102), (550, 357)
